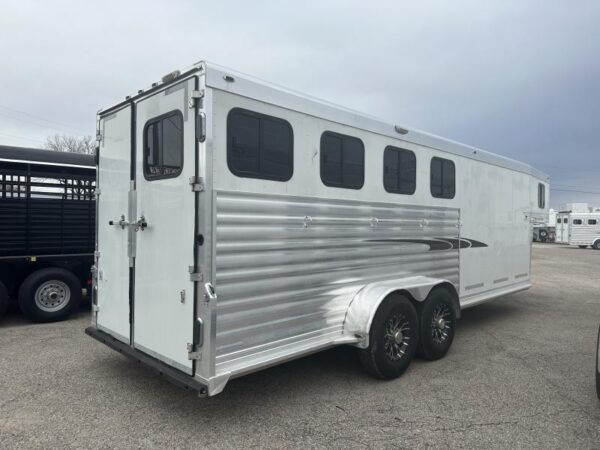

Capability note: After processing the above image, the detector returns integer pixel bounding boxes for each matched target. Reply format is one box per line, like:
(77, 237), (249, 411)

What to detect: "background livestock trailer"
(568, 212), (600, 249)
(0, 146), (96, 321)
(87, 62), (549, 396)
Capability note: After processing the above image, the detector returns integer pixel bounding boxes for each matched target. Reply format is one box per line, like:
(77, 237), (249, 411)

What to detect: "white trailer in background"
(568, 212), (600, 249)
(86, 62), (549, 396)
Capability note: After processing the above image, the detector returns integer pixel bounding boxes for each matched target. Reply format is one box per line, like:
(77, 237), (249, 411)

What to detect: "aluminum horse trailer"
(86, 62), (549, 396)
(568, 212), (600, 249)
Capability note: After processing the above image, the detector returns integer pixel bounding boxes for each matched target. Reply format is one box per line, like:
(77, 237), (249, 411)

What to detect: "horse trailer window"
(383, 146), (416, 195)
(564, 218), (569, 224)
(430, 157), (455, 199)
(538, 183), (545, 208)
(227, 108), (293, 181)
(143, 110), (184, 180)
(573, 219), (583, 225)
(588, 219), (598, 225)
(557, 218), (562, 224)
(320, 131), (364, 189)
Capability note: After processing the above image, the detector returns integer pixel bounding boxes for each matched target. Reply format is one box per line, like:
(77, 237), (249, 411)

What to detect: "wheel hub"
(431, 304), (452, 344)
(384, 314), (411, 361)
(34, 280), (70, 313)
(393, 330), (404, 345)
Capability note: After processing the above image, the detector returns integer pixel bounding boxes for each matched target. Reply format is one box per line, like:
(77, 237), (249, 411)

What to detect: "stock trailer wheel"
(359, 294), (419, 380)
(18, 268), (82, 323)
(417, 287), (456, 361)
(594, 240), (600, 250)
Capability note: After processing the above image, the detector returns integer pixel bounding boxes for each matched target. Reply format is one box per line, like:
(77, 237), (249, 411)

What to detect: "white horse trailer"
(86, 62), (549, 396)
(568, 213), (600, 249)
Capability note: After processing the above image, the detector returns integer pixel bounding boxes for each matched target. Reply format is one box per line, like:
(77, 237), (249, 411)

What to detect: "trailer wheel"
(358, 294), (418, 379)
(18, 268), (82, 322)
(593, 240), (600, 250)
(417, 287), (456, 361)
(578, 245), (588, 249)
(0, 281), (8, 319)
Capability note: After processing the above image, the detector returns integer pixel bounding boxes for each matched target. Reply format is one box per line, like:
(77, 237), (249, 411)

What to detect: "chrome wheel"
(34, 280), (70, 312)
(384, 314), (411, 361)
(431, 304), (452, 344)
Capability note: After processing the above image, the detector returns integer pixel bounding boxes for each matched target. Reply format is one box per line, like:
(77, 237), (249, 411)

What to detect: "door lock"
(133, 215), (148, 232)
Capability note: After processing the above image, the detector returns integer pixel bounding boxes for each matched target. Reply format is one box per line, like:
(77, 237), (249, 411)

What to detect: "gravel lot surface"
(1, 244), (599, 449)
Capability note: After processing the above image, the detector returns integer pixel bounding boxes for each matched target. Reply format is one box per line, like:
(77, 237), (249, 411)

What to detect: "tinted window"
(588, 219), (597, 225)
(573, 219), (583, 225)
(383, 146), (416, 195)
(320, 131), (364, 189)
(144, 111), (183, 180)
(564, 218), (569, 224)
(430, 157), (455, 199)
(557, 218), (562, 224)
(538, 183), (545, 208)
(227, 108), (293, 181)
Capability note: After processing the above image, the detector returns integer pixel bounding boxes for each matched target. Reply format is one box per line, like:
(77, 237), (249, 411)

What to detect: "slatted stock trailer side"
(0, 145), (96, 321)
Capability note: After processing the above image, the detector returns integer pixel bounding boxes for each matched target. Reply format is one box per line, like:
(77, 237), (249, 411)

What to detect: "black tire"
(578, 245), (588, 249)
(417, 287), (457, 361)
(593, 240), (600, 250)
(18, 268), (82, 322)
(596, 325), (600, 400)
(0, 281), (8, 319)
(358, 294), (419, 379)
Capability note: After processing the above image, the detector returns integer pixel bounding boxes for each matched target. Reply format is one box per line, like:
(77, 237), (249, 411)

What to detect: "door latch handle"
(133, 215), (148, 232)
(109, 214), (129, 229)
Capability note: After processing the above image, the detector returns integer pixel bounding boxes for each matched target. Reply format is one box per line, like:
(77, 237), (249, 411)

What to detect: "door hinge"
(189, 176), (204, 192)
(189, 265), (203, 282)
(94, 188), (101, 198)
(96, 131), (103, 142)
(187, 317), (204, 360)
(188, 89), (205, 109)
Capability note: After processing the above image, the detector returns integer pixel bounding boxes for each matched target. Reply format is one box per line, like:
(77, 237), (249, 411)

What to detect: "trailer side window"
(227, 108), (293, 181)
(588, 219), (597, 225)
(538, 183), (545, 208)
(383, 146), (416, 195)
(430, 157), (455, 199)
(143, 110), (184, 180)
(573, 219), (583, 225)
(557, 218), (562, 224)
(320, 131), (364, 189)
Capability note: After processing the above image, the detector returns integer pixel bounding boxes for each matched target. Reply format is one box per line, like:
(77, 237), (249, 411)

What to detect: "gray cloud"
(1, 0), (598, 207)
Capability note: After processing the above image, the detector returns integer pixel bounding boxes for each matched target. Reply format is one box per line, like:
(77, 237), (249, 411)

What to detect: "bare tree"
(44, 134), (96, 155)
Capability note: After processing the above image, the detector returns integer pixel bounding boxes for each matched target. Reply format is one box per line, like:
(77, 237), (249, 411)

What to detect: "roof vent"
(394, 125), (408, 135)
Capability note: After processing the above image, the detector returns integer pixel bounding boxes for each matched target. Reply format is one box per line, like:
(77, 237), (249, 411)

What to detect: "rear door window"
(143, 110), (184, 180)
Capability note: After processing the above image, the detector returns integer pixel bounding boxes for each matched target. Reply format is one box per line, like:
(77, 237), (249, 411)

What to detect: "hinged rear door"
(132, 77), (198, 374)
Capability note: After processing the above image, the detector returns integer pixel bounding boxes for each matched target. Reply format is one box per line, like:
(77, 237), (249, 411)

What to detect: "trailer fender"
(343, 276), (458, 349)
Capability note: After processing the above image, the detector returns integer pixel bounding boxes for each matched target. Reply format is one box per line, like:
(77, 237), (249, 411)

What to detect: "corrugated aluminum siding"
(214, 190), (460, 370)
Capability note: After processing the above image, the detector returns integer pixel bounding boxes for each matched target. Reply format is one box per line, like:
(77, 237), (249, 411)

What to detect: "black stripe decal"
(366, 237), (488, 251)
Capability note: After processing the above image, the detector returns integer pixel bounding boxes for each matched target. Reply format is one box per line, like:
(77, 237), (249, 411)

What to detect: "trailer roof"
(0, 145), (95, 168)
(99, 61), (549, 181)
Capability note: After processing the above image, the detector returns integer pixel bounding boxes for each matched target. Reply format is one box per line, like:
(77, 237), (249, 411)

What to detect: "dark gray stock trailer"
(0, 145), (96, 321)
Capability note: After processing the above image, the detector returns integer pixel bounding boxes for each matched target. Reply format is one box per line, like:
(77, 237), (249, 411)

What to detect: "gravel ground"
(1, 244), (599, 449)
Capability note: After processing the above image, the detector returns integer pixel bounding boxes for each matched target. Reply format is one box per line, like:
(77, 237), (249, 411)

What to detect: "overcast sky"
(1, 1), (598, 208)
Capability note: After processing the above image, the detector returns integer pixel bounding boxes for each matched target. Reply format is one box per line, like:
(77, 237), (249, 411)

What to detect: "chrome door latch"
(132, 215), (148, 232)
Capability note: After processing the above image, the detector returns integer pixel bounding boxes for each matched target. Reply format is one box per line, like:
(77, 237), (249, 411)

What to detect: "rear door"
(132, 77), (198, 374)
(96, 105), (132, 343)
